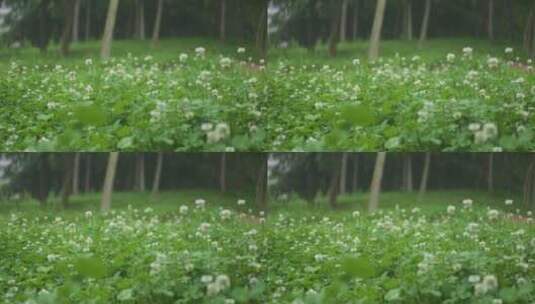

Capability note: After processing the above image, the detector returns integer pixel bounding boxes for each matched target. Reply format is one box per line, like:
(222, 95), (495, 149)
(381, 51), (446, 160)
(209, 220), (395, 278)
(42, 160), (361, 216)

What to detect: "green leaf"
(118, 136), (134, 149)
(73, 104), (108, 126)
(340, 256), (376, 279)
(74, 256), (107, 279)
(117, 288), (134, 301)
(339, 104), (375, 127)
(385, 288), (402, 302)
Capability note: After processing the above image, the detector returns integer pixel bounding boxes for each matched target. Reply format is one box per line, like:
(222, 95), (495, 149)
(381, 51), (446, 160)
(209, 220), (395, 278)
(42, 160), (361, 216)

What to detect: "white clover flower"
(199, 222), (211, 233)
(463, 47), (473, 56)
(483, 275), (498, 290)
(225, 299), (236, 304)
(179, 205), (189, 214)
(487, 57), (499, 68)
(468, 275), (481, 283)
(468, 123), (481, 132)
(446, 53), (456, 62)
(314, 254), (326, 262)
(206, 282), (221, 296)
(144, 207), (153, 213)
(47, 254), (59, 262)
(237, 199), (246, 206)
(179, 53), (188, 62)
(505, 199), (513, 206)
(195, 199), (206, 208)
(85, 211), (93, 218)
(493, 299), (503, 304)
(462, 199), (473, 208)
(483, 123), (498, 139)
(201, 123), (213, 132)
(352, 59), (360, 66)
(505, 47), (514, 54)
(201, 275), (214, 284)
(215, 274), (231, 290)
(220, 57), (232, 69)
(474, 283), (487, 296)
(447, 205), (456, 215)
(487, 209), (499, 221)
(85, 58), (93, 66)
(237, 47), (246, 54)
(220, 209), (232, 220)
(352, 211), (360, 217)
(195, 47), (206, 56)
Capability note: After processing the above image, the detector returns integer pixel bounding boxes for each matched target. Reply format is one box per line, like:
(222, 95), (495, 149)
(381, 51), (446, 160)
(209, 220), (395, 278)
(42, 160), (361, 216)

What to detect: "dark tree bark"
(61, 153), (75, 208)
(328, 154), (343, 209)
(84, 154), (91, 192)
(255, 156), (268, 211)
(151, 152), (163, 200)
(151, 0), (164, 47)
(220, 0), (226, 41)
(38, 0), (52, 53)
(60, 0), (75, 56)
(328, 2), (343, 57)
(37, 153), (51, 206)
(220, 153), (227, 193)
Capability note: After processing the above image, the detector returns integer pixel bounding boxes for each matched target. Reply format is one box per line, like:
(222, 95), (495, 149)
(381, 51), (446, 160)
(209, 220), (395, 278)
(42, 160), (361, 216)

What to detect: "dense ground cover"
(1, 191), (534, 303)
(2, 38), (534, 151)
(0, 39), (267, 151)
(267, 39), (535, 151)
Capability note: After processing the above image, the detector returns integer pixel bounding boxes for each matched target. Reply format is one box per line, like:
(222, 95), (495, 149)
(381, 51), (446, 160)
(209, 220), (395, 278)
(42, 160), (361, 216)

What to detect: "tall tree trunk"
(84, 154), (91, 192)
(418, 153), (431, 201)
(524, 5), (535, 58)
(328, 3), (342, 57)
(368, 152), (386, 212)
(368, 0), (387, 60)
(85, 0), (91, 41)
(72, 0), (81, 43)
(328, 154), (343, 209)
(255, 0), (269, 59)
(60, 0), (75, 56)
(418, 0), (431, 48)
(38, 0), (51, 53)
(255, 156), (268, 211)
(220, 153), (227, 193)
(352, 0), (359, 40)
(101, 152), (119, 211)
(339, 153), (348, 194)
(340, 0), (349, 42)
(38, 153), (50, 206)
(101, 0), (120, 60)
(523, 156), (535, 209)
(220, 0), (226, 41)
(351, 154), (359, 192)
(151, 0), (163, 48)
(402, 155), (413, 192)
(403, 0), (413, 40)
(72, 153), (80, 195)
(61, 154), (75, 208)
(135, 153), (145, 191)
(151, 152), (163, 200)
(138, 0), (145, 40)
(487, 0), (494, 41)
(487, 153), (494, 192)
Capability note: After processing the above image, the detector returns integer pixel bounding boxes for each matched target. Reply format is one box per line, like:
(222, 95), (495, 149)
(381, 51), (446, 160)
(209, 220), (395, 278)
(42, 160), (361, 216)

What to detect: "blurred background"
(269, 153), (535, 212)
(0, 153), (267, 214)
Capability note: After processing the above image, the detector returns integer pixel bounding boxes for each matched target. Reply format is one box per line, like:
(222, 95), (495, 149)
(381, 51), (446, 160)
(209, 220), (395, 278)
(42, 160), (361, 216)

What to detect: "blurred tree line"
(270, 153), (535, 211)
(270, 0), (535, 58)
(0, 0), (268, 57)
(0, 153), (267, 210)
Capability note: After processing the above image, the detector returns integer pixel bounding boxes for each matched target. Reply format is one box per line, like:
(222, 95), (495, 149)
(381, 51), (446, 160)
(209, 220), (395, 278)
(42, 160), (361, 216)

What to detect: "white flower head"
(447, 205), (456, 215)
(446, 53), (456, 62)
(195, 199), (206, 208)
(179, 53), (188, 62)
(237, 199), (246, 206)
(505, 199), (513, 206)
(195, 47), (206, 56)
(179, 205), (189, 214)
(237, 47), (246, 54)
(220, 209), (232, 220)
(505, 47), (514, 54)
(463, 47), (473, 56)
(487, 209), (499, 221)
(462, 199), (473, 208)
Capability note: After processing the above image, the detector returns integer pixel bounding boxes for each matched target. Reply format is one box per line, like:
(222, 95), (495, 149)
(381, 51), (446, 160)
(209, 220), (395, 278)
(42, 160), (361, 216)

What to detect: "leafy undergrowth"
(267, 41), (535, 151)
(1, 192), (534, 303)
(0, 39), (267, 151)
(266, 199), (535, 304)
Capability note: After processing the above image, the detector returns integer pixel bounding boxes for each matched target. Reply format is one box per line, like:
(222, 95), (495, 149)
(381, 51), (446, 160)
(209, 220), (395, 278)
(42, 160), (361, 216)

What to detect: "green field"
(1, 38), (534, 151)
(1, 190), (534, 303)
(267, 39), (535, 151)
